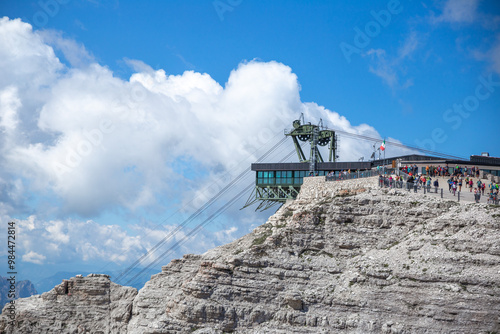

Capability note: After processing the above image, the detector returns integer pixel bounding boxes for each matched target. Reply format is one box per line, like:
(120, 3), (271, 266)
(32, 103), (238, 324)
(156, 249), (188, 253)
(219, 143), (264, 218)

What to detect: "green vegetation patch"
(283, 209), (294, 218)
(252, 230), (272, 245)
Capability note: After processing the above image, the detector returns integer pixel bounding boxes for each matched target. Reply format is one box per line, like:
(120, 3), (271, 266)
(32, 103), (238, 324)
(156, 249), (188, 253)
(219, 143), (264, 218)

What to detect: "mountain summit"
(1, 176), (499, 333)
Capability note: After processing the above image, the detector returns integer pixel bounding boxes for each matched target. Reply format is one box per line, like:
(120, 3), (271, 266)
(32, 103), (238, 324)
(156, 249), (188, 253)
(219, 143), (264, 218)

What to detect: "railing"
(325, 168), (398, 182)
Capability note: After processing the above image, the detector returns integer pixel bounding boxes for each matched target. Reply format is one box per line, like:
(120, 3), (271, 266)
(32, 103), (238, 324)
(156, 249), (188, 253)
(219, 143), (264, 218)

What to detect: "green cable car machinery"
(243, 115), (338, 211)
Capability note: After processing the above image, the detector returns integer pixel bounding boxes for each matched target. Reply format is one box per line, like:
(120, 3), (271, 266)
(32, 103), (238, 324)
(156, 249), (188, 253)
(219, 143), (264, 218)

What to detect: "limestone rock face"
(1, 176), (500, 333)
(0, 274), (137, 334)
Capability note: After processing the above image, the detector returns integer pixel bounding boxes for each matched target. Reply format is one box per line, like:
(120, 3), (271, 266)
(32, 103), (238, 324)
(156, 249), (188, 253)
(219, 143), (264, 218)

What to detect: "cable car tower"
(285, 114), (337, 173)
(243, 115), (338, 211)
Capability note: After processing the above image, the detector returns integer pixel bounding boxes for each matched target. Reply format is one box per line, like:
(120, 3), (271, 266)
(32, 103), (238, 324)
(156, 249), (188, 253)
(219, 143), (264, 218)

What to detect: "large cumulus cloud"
(0, 17), (411, 266)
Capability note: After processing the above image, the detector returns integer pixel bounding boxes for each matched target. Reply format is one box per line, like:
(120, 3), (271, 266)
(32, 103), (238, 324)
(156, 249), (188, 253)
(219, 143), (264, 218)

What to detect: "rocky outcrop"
(0, 274), (136, 334)
(1, 176), (500, 333)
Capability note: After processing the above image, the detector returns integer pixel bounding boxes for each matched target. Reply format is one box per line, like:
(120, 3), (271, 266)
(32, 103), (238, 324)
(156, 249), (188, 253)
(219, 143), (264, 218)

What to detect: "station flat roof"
(251, 161), (372, 171)
(252, 154), (500, 171)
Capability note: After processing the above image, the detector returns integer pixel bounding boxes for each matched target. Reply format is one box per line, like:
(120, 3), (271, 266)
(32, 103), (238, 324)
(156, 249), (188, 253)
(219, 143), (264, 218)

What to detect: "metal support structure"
(309, 125), (319, 174)
(292, 136), (307, 162)
(383, 137), (386, 175)
(284, 115), (336, 164)
(242, 184), (301, 210)
(246, 116), (338, 211)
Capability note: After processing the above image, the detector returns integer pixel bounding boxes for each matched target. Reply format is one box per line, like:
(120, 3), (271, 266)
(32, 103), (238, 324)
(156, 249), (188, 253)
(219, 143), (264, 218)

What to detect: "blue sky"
(0, 0), (499, 290)
(4, 0), (499, 155)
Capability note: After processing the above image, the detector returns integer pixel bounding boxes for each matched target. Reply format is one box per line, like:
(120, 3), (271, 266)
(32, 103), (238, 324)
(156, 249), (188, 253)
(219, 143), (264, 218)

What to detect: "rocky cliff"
(0, 274), (136, 334)
(1, 176), (499, 333)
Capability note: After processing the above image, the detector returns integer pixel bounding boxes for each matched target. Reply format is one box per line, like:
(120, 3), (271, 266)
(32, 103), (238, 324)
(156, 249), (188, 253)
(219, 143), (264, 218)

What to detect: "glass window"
(264, 172), (268, 178)
(276, 171), (281, 178)
(258, 171), (263, 178)
(300, 171), (306, 177)
(294, 171), (300, 177)
(287, 171), (292, 177)
(286, 177), (292, 184)
(269, 171), (274, 178)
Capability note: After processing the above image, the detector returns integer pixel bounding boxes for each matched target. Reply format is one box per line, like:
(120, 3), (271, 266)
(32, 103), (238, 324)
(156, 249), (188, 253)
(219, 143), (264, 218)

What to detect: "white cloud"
(427, 1), (500, 78)
(366, 49), (398, 87)
(0, 17), (63, 89)
(490, 35), (500, 74)
(123, 58), (155, 74)
(0, 86), (21, 131)
(432, 0), (479, 24)
(14, 216), (144, 265)
(214, 226), (238, 243)
(39, 29), (95, 68)
(0, 17), (416, 267)
(0, 16), (393, 218)
(472, 33), (500, 75)
(365, 31), (420, 89)
(7, 214), (250, 268)
(430, 0), (500, 30)
(44, 220), (70, 244)
(398, 31), (420, 59)
(23, 251), (46, 265)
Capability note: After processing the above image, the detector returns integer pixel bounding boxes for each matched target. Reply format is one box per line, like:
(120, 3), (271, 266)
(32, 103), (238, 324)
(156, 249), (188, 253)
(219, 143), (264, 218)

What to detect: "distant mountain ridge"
(0, 276), (37, 312)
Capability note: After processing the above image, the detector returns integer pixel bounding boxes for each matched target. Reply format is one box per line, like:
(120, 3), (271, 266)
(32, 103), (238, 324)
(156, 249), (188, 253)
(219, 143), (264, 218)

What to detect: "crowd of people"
(378, 174), (434, 193)
(400, 164), (483, 178)
(380, 170), (500, 204)
(323, 164), (499, 204)
(444, 168), (500, 203)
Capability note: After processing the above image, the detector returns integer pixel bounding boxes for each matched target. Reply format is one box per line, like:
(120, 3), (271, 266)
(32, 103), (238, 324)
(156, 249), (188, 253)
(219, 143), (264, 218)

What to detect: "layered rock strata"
(0, 274), (136, 333)
(1, 176), (499, 333)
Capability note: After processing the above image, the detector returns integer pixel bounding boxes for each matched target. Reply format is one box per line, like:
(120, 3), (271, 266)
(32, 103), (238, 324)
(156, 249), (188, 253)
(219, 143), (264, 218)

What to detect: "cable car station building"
(243, 117), (500, 211)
